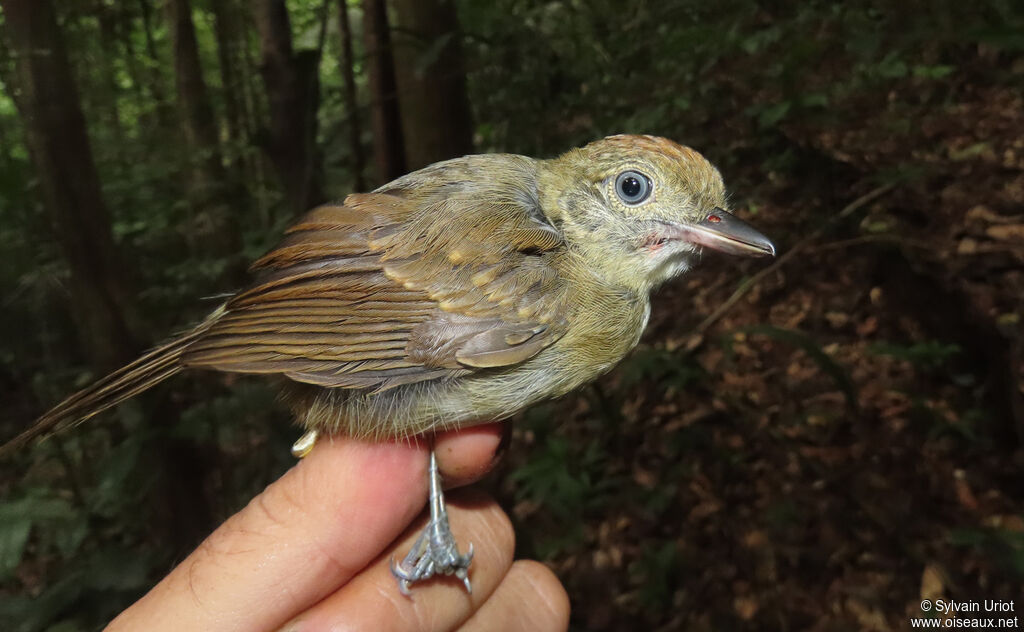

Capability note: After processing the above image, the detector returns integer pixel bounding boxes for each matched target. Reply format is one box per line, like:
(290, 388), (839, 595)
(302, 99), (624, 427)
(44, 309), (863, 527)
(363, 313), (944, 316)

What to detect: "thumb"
(108, 425), (504, 632)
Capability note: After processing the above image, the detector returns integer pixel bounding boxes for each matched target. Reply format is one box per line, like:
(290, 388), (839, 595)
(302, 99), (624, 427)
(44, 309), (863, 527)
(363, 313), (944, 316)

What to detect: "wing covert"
(182, 155), (570, 390)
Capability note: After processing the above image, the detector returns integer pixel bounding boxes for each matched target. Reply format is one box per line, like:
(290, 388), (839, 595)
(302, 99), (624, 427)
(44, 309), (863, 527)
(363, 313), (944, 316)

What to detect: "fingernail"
(491, 422), (513, 467)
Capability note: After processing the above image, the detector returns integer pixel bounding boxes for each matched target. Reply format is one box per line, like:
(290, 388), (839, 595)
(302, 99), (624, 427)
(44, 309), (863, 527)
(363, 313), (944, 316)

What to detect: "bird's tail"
(1, 309), (223, 458)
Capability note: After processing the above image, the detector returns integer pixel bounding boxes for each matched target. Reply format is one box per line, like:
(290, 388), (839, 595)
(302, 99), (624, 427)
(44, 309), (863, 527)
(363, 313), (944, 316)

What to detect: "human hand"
(106, 425), (569, 632)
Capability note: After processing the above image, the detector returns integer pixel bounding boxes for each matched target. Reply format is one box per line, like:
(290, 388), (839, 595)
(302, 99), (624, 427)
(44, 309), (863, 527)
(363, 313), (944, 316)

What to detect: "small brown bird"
(4, 134), (774, 593)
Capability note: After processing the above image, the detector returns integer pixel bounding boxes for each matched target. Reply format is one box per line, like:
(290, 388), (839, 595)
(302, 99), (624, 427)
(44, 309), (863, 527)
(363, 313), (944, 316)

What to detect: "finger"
(279, 490), (514, 632)
(108, 437), (433, 632)
(434, 422), (506, 488)
(457, 561), (570, 632)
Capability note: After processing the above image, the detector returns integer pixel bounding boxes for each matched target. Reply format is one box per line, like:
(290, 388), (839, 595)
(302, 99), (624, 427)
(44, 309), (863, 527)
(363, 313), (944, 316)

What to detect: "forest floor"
(489, 71), (1024, 630)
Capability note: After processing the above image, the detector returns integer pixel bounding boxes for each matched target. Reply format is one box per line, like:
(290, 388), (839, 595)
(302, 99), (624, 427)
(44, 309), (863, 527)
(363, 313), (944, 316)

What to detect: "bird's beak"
(681, 208), (775, 257)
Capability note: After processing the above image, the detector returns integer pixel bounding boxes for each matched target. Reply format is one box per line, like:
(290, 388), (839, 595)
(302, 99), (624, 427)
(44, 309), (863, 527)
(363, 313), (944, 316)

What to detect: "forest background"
(0, 1), (1022, 630)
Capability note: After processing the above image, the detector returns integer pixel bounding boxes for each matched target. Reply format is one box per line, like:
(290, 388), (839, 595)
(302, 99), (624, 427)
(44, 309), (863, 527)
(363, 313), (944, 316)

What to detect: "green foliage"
(616, 347), (705, 393)
(0, 546), (153, 632)
(0, 494), (77, 581)
(509, 436), (614, 519)
(869, 340), (961, 372)
(628, 540), (683, 610)
(950, 525), (1024, 580)
(509, 405), (624, 558)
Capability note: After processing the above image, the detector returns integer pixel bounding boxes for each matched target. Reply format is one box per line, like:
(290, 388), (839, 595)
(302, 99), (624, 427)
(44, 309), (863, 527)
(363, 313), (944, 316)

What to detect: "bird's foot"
(390, 523), (474, 596)
(391, 451), (473, 595)
(290, 429), (318, 458)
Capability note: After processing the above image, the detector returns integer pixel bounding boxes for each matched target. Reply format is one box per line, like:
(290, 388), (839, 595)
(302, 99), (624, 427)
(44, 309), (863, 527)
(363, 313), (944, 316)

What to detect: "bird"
(2, 134), (775, 593)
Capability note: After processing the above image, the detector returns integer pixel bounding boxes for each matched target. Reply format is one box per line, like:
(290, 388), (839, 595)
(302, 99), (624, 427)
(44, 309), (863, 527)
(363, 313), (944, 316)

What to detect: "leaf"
(876, 52), (908, 78)
(0, 494), (83, 578)
(799, 93), (829, 108)
(0, 515), (31, 580)
(949, 527), (1024, 578)
(84, 548), (152, 592)
(92, 437), (144, 514)
(966, 26), (1024, 51)
(868, 341), (960, 372)
(0, 496), (76, 523)
(617, 347), (705, 391)
(0, 573), (85, 632)
(911, 64), (954, 79)
(757, 101), (791, 128)
(920, 563), (945, 601)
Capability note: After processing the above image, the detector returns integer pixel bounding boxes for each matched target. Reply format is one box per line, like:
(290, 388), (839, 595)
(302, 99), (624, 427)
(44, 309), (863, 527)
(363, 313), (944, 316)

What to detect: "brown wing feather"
(182, 154), (570, 390)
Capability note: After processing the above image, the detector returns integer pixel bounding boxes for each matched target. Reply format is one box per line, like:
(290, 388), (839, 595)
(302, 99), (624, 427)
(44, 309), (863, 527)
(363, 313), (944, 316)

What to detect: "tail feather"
(1, 309), (223, 458)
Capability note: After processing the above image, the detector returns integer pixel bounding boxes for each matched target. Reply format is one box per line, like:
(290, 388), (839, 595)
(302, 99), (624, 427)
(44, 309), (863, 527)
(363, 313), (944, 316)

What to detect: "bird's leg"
(390, 449), (474, 596)
(291, 429), (318, 458)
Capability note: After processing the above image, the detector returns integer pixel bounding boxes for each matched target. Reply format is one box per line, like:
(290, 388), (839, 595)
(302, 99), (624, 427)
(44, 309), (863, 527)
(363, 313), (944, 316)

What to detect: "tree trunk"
(251, 0), (325, 215)
(0, 0), (141, 370)
(210, 0), (248, 168)
(361, 0), (405, 184)
(95, 4), (128, 160)
(2, 0), (217, 554)
(166, 0), (228, 191)
(337, 0), (367, 191)
(135, 0), (175, 130)
(165, 0), (242, 263)
(237, 7), (265, 148)
(390, 0), (473, 170)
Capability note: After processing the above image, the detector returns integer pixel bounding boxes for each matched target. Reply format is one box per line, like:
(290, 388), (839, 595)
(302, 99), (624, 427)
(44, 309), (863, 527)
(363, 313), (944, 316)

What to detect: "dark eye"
(614, 170), (652, 205)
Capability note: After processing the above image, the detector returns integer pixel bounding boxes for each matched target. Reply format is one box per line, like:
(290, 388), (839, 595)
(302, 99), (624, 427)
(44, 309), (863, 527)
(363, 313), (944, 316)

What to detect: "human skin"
(106, 424), (569, 632)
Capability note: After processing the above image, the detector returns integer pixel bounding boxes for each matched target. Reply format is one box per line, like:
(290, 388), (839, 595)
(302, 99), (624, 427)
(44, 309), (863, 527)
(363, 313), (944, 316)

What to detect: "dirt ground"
(492, 74), (1024, 630)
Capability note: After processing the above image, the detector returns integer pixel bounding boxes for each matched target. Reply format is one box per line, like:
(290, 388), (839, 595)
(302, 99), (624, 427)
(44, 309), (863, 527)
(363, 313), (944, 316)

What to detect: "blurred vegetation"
(0, 0), (1022, 630)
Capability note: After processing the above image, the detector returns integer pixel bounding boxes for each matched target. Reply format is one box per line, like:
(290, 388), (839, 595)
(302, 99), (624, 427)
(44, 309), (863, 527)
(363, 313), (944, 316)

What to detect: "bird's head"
(539, 134), (774, 294)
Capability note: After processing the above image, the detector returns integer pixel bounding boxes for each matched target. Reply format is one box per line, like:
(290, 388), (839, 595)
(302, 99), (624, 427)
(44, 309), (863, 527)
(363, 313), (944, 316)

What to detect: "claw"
(390, 449), (474, 595)
(457, 543), (474, 594)
(390, 556), (414, 596)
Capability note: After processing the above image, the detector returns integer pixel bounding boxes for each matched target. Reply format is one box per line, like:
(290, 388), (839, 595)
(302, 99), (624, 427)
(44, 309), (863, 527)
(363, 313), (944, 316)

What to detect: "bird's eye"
(614, 170), (652, 205)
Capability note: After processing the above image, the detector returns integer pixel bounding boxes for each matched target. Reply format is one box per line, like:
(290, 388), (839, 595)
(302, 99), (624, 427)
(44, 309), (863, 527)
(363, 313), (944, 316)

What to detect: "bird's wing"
(182, 157), (570, 391)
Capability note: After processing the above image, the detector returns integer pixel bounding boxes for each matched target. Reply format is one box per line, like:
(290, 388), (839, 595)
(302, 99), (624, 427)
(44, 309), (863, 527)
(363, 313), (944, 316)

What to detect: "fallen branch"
(687, 182), (897, 346)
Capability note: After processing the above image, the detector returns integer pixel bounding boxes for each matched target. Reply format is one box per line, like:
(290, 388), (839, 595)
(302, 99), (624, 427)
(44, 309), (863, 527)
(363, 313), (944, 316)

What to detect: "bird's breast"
(552, 290), (651, 386)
